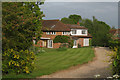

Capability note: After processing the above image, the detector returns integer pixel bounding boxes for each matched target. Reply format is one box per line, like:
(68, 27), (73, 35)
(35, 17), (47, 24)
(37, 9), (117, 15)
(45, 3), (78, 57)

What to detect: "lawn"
(3, 47), (95, 78)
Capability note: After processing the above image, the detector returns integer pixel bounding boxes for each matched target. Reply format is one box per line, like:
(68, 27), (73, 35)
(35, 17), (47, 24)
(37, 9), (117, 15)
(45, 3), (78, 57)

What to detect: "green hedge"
(2, 49), (35, 74)
(53, 35), (70, 43)
(53, 35), (73, 48)
(109, 40), (120, 78)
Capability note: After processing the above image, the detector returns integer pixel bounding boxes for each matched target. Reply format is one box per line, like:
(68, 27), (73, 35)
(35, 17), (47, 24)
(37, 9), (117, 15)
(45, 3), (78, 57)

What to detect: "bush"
(53, 35), (70, 43)
(29, 46), (39, 54)
(78, 44), (81, 48)
(2, 49), (35, 74)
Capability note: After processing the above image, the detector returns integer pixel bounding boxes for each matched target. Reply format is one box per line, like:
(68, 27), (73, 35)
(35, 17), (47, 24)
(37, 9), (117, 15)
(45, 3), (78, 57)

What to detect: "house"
(33, 19), (92, 48)
(109, 29), (120, 40)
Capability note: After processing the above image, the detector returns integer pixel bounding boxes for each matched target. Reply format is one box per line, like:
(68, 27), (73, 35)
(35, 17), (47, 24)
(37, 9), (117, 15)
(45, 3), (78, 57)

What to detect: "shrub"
(108, 40), (120, 78)
(78, 44), (81, 48)
(53, 35), (70, 43)
(29, 46), (39, 54)
(53, 35), (73, 48)
(2, 49), (35, 74)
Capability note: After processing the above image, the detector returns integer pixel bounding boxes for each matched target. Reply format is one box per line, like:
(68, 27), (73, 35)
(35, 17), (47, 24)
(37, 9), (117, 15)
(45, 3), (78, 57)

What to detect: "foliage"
(2, 49), (35, 74)
(2, 2), (44, 51)
(78, 44), (81, 48)
(53, 35), (73, 48)
(53, 35), (70, 43)
(108, 40), (120, 78)
(29, 46), (40, 54)
(69, 14), (82, 24)
(61, 17), (75, 24)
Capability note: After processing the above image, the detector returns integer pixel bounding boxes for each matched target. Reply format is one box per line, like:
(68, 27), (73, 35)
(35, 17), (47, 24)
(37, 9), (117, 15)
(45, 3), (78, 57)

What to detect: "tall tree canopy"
(61, 17), (75, 24)
(2, 2), (44, 51)
(69, 14), (82, 24)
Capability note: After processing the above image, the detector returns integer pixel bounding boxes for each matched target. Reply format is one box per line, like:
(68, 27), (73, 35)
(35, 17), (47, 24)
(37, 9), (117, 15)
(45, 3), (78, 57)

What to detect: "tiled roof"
(64, 24), (88, 29)
(109, 29), (117, 35)
(109, 29), (120, 35)
(41, 20), (87, 31)
(41, 20), (70, 31)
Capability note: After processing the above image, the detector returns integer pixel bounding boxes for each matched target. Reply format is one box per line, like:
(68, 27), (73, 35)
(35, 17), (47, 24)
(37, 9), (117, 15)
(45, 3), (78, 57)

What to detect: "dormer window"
(51, 32), (56, 35)
(72, 30), (76, 34)
(82, 30), (86, 34)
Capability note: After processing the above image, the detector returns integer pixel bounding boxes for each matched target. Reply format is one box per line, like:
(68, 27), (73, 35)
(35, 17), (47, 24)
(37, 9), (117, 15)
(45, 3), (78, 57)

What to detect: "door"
(73, 40), (77, 48)
(84, 38), (89, 46)
(47, 40), (53, 48)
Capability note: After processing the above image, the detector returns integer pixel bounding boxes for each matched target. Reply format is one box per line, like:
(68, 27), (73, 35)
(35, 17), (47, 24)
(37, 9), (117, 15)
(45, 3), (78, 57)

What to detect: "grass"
(3, 47), (95, 78)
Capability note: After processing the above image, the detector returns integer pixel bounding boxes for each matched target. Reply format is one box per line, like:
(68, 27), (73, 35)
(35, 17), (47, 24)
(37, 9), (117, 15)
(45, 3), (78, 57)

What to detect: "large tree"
(2, 2), (44, 51)
(61, 17), (75, 24)
(69, 14), (82, 24)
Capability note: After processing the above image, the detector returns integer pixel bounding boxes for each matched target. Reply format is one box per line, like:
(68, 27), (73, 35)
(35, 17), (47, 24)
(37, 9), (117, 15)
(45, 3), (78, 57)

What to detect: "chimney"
(77, 22), (80, 25)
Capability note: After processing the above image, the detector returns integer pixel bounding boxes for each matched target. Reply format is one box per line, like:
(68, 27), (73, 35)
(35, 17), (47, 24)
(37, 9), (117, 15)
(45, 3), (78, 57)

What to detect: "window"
(51, 32), (56, 35)
(82, 30), (86, 34)
(46, 32), (50, 35)
(72, 30), (76, 34)
(62, 32), (69, 35)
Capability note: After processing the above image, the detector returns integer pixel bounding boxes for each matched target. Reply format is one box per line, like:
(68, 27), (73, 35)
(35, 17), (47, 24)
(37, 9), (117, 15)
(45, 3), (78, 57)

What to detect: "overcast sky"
(40, 2), (118, 28)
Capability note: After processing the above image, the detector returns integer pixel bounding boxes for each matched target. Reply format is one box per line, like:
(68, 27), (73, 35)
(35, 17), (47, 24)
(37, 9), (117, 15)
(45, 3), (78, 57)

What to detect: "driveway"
(38, 47), (112, 78)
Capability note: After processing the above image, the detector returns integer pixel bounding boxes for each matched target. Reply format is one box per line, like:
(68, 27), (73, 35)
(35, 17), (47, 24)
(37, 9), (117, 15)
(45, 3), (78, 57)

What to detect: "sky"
(40, 2), (118, 28)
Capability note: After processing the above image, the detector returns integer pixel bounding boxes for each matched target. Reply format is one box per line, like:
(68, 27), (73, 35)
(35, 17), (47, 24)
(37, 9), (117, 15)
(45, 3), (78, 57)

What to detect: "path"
(37, 47), (112, 78)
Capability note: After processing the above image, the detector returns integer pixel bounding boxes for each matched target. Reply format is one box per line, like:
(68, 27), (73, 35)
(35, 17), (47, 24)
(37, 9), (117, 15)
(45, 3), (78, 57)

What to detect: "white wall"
(70, 29), (88, 36)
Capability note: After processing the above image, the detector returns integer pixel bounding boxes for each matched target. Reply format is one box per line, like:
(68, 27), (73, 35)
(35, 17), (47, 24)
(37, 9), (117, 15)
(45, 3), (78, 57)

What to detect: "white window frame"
(51, 32), (56, 35)
(83, 38), (89, 46)
(47, 40), (53, 48)
(46, 32), (51, 35)
(72, 30), (77, 34)
(62, 32), (68, 35)
(82, 30), (86, 34)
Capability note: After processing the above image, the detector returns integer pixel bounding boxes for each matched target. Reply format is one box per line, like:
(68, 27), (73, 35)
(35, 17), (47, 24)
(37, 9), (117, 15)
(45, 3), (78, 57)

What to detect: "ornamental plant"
(2, 49), (35, 74)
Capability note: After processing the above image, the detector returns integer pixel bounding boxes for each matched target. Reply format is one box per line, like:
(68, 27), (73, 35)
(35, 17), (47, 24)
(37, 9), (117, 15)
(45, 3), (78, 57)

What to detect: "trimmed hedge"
(53, 35), (73, 48)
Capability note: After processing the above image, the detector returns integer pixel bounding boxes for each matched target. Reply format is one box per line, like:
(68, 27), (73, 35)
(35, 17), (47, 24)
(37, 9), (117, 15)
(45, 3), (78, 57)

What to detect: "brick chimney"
(77, 22), (80, 25)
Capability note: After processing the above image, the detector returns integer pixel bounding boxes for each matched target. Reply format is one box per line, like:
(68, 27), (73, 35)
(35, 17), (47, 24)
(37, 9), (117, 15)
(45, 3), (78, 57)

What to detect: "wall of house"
(70, 29), (88, 36)
(42, 31), (70, 40)
(53, 43), (61, 48)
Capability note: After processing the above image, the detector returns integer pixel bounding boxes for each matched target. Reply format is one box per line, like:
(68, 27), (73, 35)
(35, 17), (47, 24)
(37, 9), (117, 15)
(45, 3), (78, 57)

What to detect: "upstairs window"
(82, 30), (86, 34)
(62, 32), (69, 35)
(51, 32), (56, 35)
(72, 30), (76, 34)
(46, 32), (51, 35)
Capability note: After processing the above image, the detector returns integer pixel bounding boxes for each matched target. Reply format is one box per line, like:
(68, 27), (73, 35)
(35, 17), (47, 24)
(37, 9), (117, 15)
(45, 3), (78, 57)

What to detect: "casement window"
(46, 32), (51, 35)
(82, 30), (86, 34)
(51, 32), (56, 35)
(72, 30), (76, 34)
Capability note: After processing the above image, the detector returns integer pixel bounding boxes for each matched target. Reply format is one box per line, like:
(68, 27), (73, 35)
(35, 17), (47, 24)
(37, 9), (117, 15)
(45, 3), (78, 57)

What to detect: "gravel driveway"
(38, 47), (112, 78)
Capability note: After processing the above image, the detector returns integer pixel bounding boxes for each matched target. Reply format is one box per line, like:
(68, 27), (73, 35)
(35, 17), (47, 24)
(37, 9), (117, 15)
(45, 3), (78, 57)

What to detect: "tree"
(69, 14), (82, 24)
(2, 2), (44, 51)
(61, 17), (75, 24)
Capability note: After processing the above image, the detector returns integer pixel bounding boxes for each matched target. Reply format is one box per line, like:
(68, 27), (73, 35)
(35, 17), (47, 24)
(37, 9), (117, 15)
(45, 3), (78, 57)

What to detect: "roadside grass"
(3, 47), (95, 78)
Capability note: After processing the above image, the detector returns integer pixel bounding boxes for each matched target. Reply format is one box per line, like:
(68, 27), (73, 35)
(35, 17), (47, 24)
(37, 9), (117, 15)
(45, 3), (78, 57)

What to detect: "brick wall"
(53, 43), (61, 48)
